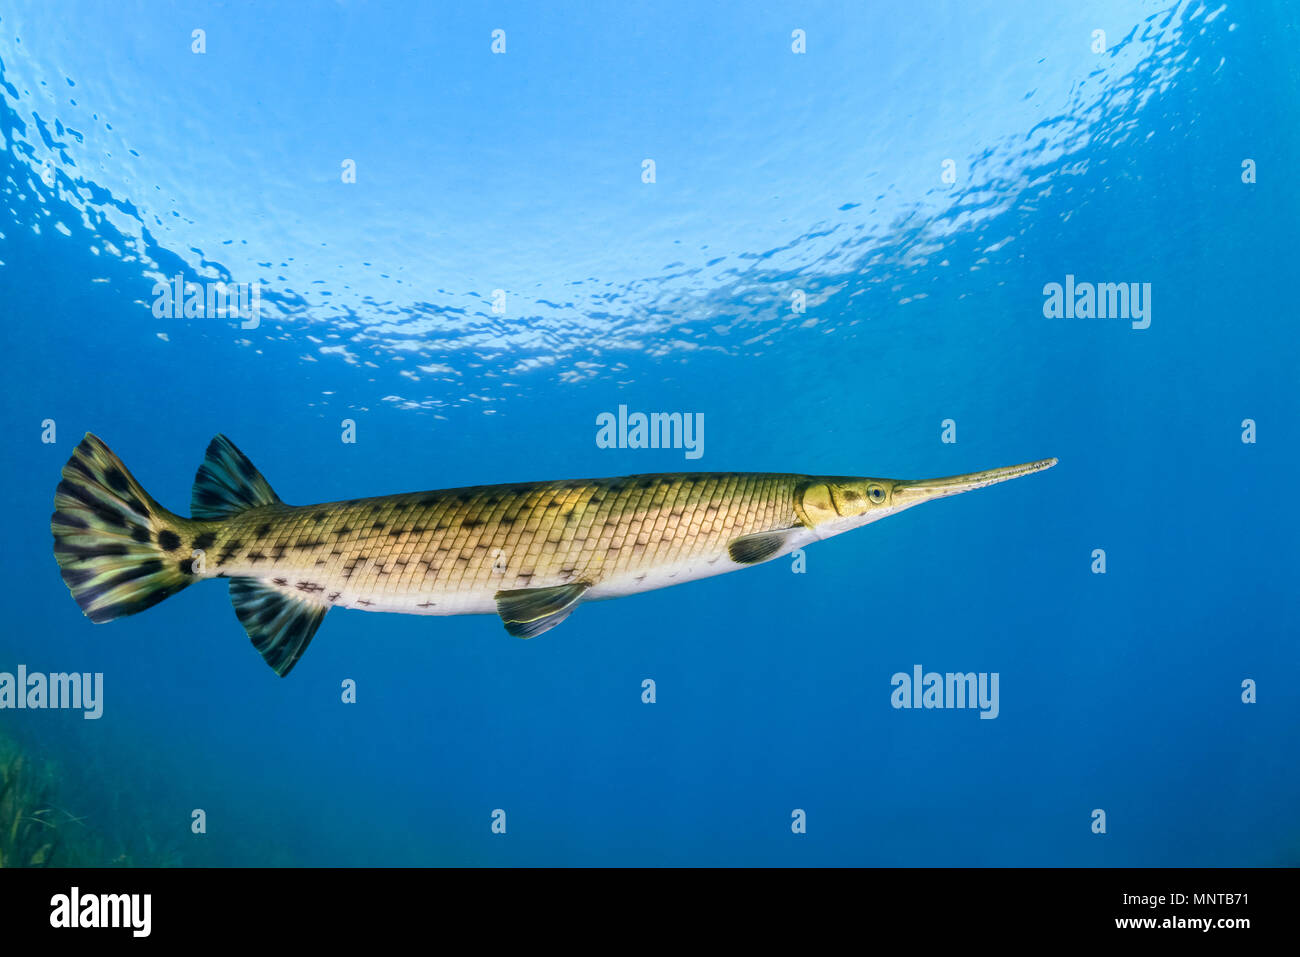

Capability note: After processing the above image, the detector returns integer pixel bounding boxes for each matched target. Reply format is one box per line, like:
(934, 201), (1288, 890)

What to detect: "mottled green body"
(200, 473), (807, 615)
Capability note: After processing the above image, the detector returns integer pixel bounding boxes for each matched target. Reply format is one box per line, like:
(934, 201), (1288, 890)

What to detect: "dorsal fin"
(192, 434), (281, 520)
(229, 578), (328, 676)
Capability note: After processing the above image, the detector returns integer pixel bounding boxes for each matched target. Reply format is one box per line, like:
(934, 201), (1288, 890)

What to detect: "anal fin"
(494, 582), (590, 639)
(229, 578), (328, 676)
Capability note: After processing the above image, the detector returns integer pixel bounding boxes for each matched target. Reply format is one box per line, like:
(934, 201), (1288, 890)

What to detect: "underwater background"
(1, 1), (1296, 866)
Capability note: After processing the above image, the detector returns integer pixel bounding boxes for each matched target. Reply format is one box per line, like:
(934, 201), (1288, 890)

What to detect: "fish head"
(797, 458), (1057, 538)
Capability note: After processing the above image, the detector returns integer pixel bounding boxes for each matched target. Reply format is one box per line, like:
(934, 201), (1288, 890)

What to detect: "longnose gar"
(51, 434), (1056, 676)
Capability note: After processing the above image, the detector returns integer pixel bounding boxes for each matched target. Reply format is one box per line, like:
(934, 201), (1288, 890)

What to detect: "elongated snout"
(891, 458), (1058, 509)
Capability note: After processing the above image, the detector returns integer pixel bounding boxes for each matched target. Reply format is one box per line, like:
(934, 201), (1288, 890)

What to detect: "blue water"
(1, 1), (1296, 866)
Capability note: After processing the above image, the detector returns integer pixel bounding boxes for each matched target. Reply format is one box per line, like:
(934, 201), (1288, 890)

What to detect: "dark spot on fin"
(191, 434), (281, 520)
(493, 582), (590, 639)
(50, 433), (196, 623)
(727, 530), (793, 565)
(228, 577), (328, 677)
(52, 510), (89, 531)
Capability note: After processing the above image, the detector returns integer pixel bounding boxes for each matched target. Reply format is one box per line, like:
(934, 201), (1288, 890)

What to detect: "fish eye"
(867, 485), (887, 504)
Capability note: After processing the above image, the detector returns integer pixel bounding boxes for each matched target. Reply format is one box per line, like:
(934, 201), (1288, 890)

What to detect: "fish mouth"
(892, 458), (1058, 507)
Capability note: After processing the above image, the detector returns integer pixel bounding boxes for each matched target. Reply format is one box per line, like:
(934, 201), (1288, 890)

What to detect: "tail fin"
(51, 434), (197, 623)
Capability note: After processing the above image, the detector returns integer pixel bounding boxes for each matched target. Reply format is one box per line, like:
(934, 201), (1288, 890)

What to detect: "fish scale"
(50, 432), (1054, 676)
(206, 474), (803, 616)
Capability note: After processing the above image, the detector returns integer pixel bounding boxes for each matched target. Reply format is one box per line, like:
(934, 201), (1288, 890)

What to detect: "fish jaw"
(796, 458), (1058, 539)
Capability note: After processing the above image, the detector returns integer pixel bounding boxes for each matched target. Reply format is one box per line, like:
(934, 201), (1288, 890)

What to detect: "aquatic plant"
(0, 737), (67, 867)
(0, 731), (190, 867)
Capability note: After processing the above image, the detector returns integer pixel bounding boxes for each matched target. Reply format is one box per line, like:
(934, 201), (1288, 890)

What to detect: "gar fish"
(51, 433), (1056, 676)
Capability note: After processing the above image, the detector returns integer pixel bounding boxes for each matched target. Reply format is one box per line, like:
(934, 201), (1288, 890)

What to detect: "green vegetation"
(0, 737), (66, 866)
(0, 732), (184, 867)
(0, 729), (303, 867)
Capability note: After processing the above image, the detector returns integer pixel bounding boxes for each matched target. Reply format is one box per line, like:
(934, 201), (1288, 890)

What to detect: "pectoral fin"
(494, 582), (590, 638)
(727, 529), (797, 565)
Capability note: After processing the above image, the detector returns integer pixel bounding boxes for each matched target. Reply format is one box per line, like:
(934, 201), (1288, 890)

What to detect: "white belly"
(269, 528), (818, 618)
